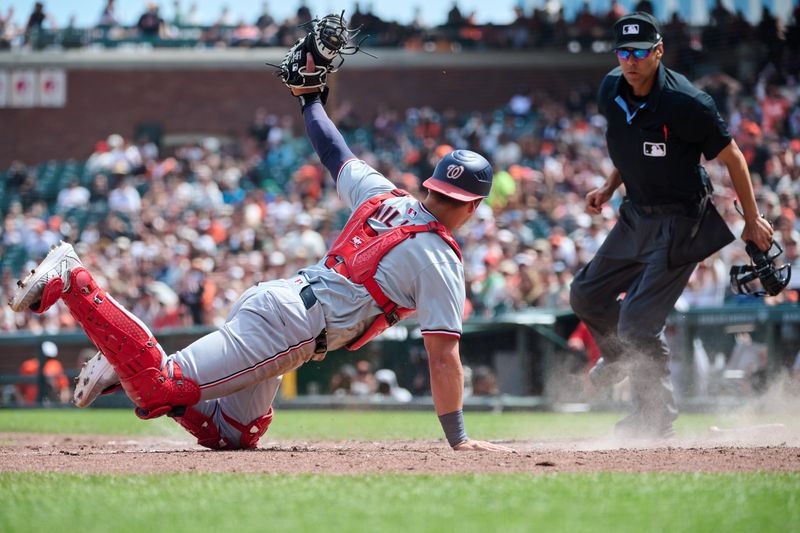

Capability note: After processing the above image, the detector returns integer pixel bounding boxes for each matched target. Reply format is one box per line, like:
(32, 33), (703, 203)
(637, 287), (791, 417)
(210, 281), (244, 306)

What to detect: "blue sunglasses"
(616, 47), (654, 60)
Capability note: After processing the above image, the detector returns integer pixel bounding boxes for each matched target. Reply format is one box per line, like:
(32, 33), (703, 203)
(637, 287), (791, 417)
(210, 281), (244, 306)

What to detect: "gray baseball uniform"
(170, 159), (465, 444)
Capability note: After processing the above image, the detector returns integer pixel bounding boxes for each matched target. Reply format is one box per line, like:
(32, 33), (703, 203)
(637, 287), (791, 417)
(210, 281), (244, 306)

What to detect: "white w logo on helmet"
(446, 164), (465, 179)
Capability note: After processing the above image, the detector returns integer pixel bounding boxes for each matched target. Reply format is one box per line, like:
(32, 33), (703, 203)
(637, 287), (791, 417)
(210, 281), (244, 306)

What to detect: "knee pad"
(172, 406), (274, 450)
(63, 267), (199, 417)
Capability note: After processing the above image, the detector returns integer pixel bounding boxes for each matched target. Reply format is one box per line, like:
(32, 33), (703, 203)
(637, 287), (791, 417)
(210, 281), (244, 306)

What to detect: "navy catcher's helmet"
(422, 150), (493, 202)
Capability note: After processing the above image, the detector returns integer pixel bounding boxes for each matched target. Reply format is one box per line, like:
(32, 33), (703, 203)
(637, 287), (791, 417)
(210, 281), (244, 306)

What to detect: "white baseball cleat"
(73, 351), (121, 408)
(8, 241), (83, 312)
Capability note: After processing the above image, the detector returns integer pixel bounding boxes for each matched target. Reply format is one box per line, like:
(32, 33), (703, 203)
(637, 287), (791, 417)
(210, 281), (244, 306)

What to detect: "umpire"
(569, 12), (773, 439)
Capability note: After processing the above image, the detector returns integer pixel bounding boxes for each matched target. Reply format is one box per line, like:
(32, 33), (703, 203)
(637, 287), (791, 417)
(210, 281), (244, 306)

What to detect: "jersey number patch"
(372, 205), (405, 227)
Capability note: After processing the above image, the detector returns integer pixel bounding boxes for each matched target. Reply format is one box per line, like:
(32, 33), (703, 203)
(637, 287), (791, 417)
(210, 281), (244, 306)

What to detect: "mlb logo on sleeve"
(643, 142), (666, 157)
(622, 24), (639, 35)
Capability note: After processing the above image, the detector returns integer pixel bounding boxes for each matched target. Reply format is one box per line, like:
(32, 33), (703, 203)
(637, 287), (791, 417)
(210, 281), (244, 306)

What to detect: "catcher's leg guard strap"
(30, 276), (64, 314)
(172, 406), (230, 450)
(221, 406), (274, 449)
(62, 267), (199, 415)
(172, 406), (274, 450)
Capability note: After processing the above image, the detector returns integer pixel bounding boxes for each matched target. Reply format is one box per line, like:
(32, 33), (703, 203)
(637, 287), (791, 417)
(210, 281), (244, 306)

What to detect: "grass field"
(1, 472), (797, 533)
(1, 409), (798, 533)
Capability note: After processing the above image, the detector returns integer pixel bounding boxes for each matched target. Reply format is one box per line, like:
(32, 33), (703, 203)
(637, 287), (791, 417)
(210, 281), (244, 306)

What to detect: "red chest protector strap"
(324, 189), (462, 350)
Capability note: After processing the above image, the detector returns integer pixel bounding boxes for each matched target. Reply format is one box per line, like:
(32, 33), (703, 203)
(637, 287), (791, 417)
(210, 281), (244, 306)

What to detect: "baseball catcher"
(12, 12), (512, 453)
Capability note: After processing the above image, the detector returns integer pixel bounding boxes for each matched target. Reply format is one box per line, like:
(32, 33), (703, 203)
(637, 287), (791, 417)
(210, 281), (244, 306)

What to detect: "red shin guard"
(222, 406), (274, 449)
(62, 267), (200, 417)
(172, 406), (274, 450)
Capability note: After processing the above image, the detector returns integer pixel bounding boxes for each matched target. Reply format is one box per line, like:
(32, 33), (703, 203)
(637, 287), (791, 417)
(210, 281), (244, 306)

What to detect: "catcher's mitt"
(273, 12), (364, 96)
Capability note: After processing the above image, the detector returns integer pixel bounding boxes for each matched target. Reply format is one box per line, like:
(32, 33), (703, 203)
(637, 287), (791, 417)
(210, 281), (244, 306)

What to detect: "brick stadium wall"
(0, 63), (610, 167)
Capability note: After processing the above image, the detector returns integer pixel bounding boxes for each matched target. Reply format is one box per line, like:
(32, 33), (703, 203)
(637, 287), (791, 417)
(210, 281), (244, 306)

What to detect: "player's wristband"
(298, 88), (328, 111)
(438, 409), (468, 448)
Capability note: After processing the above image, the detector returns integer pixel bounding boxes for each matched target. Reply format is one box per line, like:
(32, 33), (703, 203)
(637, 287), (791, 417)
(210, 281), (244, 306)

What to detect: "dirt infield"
(2, 432), (799, 474)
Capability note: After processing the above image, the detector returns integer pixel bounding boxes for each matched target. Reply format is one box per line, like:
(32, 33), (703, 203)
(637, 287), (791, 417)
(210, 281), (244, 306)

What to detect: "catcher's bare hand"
(453, 439), (516, 453)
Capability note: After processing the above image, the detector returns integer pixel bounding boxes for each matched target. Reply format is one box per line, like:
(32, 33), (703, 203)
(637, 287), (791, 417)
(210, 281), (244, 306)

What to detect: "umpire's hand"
(741, 216), (774, 251)
(585, 186), (614, 215)
(453, 439), (516, 452)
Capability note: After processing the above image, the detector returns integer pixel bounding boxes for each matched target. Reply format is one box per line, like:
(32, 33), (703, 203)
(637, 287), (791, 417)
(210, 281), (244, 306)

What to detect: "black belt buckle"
(314, 328), (327, 354)
(637, 202), (692, 216)
(299, 284), (317, 310)
(386, 308), (400, 326)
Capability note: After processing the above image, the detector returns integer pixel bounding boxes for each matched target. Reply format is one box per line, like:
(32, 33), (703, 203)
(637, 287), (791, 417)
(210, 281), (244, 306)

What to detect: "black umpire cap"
(613, 12), (662, 50)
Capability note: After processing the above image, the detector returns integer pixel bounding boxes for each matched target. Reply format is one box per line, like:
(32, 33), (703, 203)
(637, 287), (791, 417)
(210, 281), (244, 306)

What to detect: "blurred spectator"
(215, 5), (234, 27)
(329, 363), (356, 395)
(26, 218), (59, 257)
(633, 1), (653, 15)
(758, 82), (791, 138)
(185, 2), (200, 26)
(15, 341), (70, 405)
(471, 365), (498, 395)
(178, 258), (207, 325)
(374, 369), (412, 402)
(695, 71), (742, 118)
(108, 177), (142, 215)
(350, 360), (377, 395)
(255, 2), (275, 30)
(231, 20), (260, 47)
(282, 213), (325, 261)
(681, 255), (728, 308)
(0, 2), (786, 55)
(24, 1), (56, 49)
(445, 2), (465, 29)
(0, 7), (17, 49)
(56, 179), (90, 211)
(97, 0), (119, 31)
(171, 0), (185, 28)
(606, 1), (626, 22)
(137, 3), (165, 40)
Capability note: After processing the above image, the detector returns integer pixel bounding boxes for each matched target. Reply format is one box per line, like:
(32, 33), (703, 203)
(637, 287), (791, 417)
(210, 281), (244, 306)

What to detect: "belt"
(291, 276), (327, 354)
(299, 284), (317, 310)
(633, 198), (704, 216)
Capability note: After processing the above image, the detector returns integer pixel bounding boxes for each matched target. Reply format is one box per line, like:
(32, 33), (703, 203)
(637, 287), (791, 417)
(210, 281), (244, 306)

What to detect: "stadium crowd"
(1, 0), (799, 60)
(2, 52), (800, 335)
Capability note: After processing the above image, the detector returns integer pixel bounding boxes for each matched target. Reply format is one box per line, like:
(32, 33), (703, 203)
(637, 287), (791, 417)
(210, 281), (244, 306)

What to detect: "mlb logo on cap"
(613, 12), (661, 50)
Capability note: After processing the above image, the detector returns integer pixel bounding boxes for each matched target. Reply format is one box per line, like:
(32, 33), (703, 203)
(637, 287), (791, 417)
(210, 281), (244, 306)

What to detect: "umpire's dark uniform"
(570, 13), (734, 438)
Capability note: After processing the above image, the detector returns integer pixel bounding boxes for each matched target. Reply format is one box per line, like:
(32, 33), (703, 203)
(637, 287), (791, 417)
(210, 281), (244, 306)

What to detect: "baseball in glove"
(271, 11), (365, 97)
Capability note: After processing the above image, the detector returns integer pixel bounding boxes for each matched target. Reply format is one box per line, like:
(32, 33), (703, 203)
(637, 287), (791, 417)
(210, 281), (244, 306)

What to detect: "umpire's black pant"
(569, 202), (696, 426)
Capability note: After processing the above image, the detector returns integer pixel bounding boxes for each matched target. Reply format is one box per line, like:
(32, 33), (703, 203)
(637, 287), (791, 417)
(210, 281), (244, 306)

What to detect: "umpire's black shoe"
(588, 357), (628, 388)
